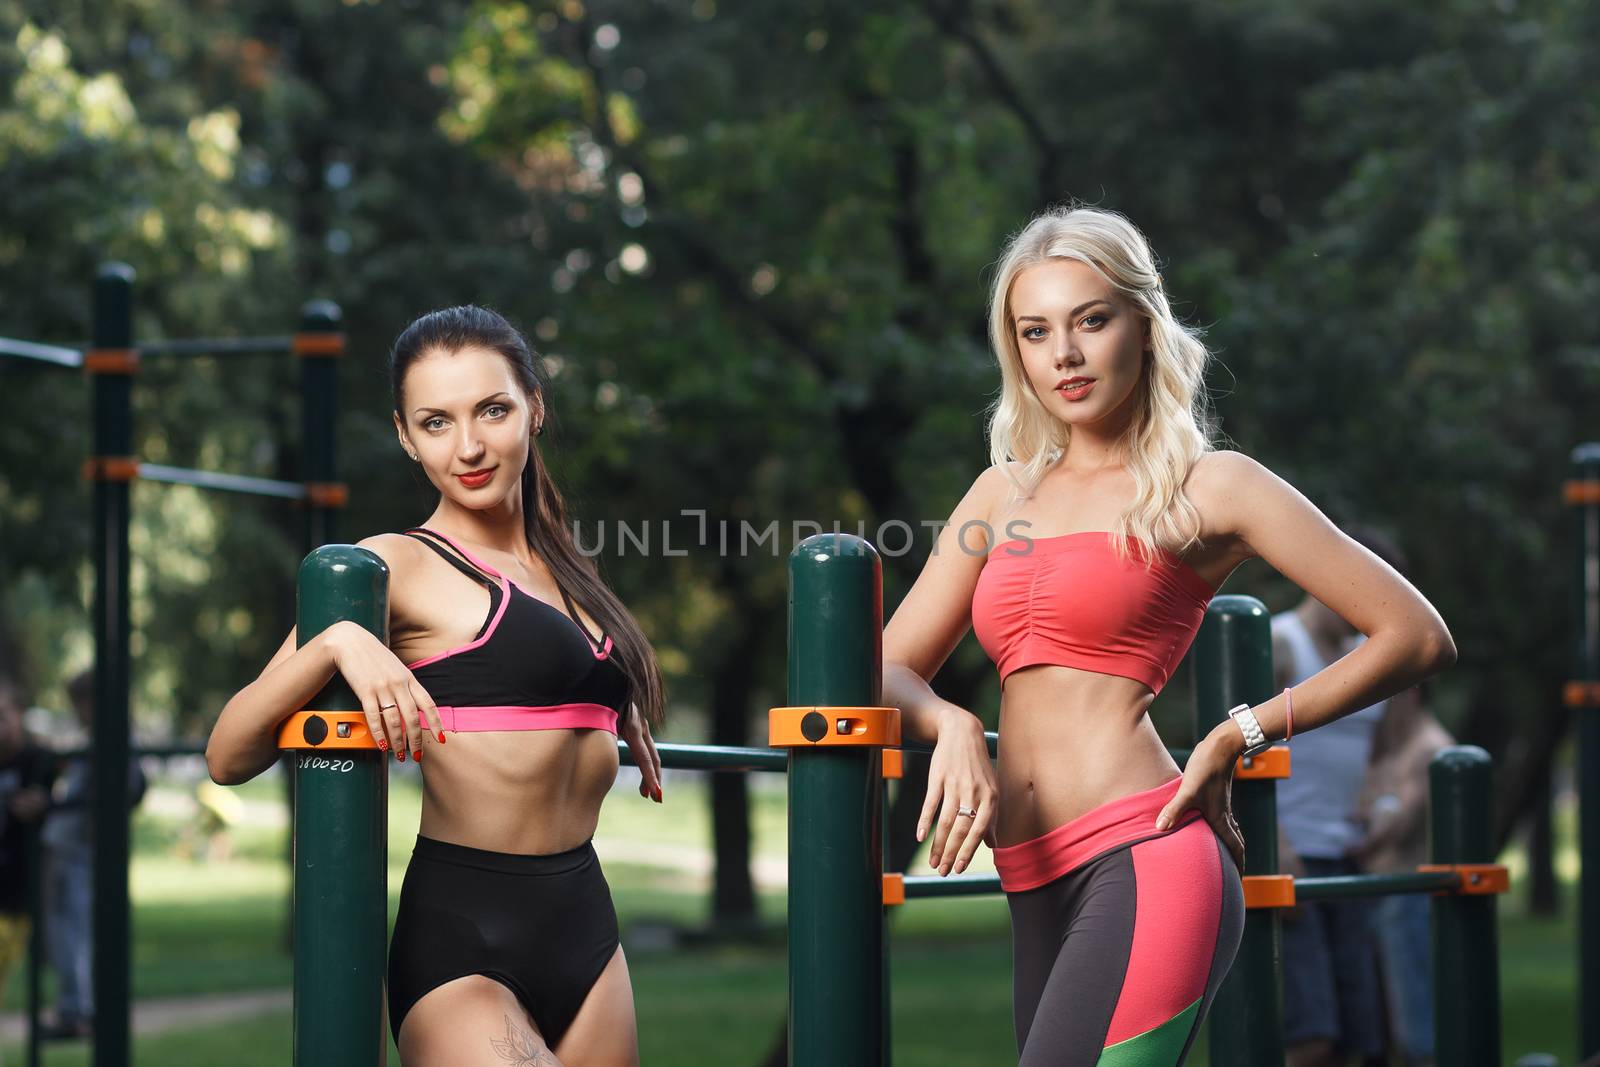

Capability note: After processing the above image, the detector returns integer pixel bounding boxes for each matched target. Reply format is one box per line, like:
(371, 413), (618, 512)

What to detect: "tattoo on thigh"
(489, 1013), (555, 1065)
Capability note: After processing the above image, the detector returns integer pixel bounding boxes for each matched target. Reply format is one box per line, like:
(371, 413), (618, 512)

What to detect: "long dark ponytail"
(389, 306), (665, 726)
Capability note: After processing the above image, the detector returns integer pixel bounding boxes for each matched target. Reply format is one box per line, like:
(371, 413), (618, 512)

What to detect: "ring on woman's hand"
(956, 806), (977, 818)
(380, 703), (398, 710)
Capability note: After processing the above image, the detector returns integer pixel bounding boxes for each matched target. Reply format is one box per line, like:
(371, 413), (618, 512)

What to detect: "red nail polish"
(437, 731), (446, 744)
(414, 749), (422, 762)
(377, 739), (389, 751)
(397, 750), (406, 762)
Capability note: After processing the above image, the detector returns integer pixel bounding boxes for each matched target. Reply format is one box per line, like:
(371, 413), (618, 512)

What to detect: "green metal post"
(1429, 746), (1501, 1066)
(1574, 442), (1600, 1059)
(783, 534), (888, 1067)
(25, 821), (42, 1067)
(1193, 595), (1282, 1066)
(286, 546), (389, 1065)
(89, 263), (135, 1067)
(298, 300), (343, 551)
(288, 301), (343, 957)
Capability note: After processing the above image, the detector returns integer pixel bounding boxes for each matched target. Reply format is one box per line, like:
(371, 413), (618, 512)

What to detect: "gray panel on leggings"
(1007, 846), (1138, 1066)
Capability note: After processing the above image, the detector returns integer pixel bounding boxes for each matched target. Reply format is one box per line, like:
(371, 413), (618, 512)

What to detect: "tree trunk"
(709, 592), (770, 931)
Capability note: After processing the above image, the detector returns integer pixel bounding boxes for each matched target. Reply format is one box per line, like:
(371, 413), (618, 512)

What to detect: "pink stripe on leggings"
(1103, 818), (1224, 1044)
(992, 775), (1202, 892)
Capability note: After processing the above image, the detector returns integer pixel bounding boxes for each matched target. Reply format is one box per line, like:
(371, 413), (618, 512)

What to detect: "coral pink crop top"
(971, 531), (1216, 694)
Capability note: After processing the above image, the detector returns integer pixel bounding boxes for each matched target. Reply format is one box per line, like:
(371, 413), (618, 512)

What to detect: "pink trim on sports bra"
(414, 526), (612, 661)
(404, 580), (511, 671)
(432, 703), (619, 735)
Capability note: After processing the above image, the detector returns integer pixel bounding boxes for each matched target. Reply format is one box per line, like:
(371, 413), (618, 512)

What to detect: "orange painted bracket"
(1236, 746), (1291, 780)
(83, 348), (139, 374)
(1417, 863), (1510, 896)
(1565, 681), (1600, 708)
(304, 482), (350, 508)
(882, 873), (905, 907)
(1243, 874), (1296, 910)
(1563, 479), (1600, 506)
(277, 711), (380, 750)
(292, 332), (346, 357)
(768, 706), (901, 748)
(881, 748), (904, 780)
(81, 456), (140, 483)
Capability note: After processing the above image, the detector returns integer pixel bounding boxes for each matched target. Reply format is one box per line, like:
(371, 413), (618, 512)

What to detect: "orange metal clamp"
(277, 711), (379, 750)
(81, 457), (140, 483)
(1242, 874), (1297, 910)
(83, 347), (139, 374)
(1564, 681), (1600, 708)
(1235, 746), (1292, 780)
(769, 706), (901, 748)
(1563, 479), (1600, 506)
(1416, 863), (1510, 896)
(882, 873), (905, 907)
(292, 332), (346, 357)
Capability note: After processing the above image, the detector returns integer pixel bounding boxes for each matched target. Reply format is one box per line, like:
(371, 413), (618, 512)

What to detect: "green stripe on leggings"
(1095, 997), (1200, 1066)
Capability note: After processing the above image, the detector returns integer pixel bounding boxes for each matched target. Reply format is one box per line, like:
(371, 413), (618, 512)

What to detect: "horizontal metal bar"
(137, 463), (306, 500)
(137, 336), (294, 358)
(0, 337), (83, 367)
(903, 873), (1003, 899)
(1295, 871), (1459, 901)
(626, 741), (789, 773)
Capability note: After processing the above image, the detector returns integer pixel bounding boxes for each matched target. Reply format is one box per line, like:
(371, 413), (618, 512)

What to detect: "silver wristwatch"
(1227, 703), (1272, 757)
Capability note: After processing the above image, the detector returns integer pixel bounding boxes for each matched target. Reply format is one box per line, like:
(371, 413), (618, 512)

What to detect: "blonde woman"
(882, 206), (1455, 1065)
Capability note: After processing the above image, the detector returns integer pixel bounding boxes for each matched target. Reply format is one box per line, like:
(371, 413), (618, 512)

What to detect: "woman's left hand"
(1154, 727), (1246, 872)
(620, 706), (663, 803)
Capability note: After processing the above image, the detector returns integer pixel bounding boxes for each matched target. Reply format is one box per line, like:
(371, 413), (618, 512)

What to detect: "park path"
(0, 988), (291, 1042)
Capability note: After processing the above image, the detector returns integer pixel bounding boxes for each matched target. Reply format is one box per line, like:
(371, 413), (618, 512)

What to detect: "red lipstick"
(457, 467), (496, 488)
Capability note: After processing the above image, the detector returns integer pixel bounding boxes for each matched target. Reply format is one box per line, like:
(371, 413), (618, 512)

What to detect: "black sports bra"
(401, 527), (630, 734)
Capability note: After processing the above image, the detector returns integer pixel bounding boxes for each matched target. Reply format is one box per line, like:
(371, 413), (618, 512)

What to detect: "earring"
(534, 424), (544, 437)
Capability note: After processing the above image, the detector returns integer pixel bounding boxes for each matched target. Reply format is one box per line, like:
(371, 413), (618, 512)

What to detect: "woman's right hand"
(917, 705), (998, 877)
(324, 621), (443, 760)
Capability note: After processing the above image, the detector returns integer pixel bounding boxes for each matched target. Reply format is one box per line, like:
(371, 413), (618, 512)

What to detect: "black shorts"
(387, 835), (620, 1048)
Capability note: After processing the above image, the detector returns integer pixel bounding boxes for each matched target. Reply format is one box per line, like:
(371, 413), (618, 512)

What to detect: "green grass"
(1, 770), (1586, 1065)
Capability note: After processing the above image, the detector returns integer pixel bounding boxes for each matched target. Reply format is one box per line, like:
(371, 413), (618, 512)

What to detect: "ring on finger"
(380, 702), (398, 711)
(956, 806), (977, 819)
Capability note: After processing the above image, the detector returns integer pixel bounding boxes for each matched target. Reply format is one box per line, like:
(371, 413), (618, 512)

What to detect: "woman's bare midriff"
(994, 664), (1182, 848)
(415, 728), (619, 855)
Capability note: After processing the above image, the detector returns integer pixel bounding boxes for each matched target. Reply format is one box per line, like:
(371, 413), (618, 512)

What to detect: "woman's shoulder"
(352, 531), (428, 576)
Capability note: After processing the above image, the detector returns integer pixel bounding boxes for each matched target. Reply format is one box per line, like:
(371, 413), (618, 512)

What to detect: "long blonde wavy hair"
(987, 205), (1217, 563)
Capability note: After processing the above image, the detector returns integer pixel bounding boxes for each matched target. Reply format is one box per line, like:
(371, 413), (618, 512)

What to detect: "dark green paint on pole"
(1574, 442), (1600, 1059)
(289, 546), (389, 1065)
(1194, 595), (1284, 1067)
(1429, 746), (1501, 1066)
(784, 534), (887, 1067)
(90, 262), (135, 1067)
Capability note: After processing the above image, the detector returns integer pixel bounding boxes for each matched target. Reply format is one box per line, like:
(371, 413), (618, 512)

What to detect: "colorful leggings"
(996, 776), (1245, 1066)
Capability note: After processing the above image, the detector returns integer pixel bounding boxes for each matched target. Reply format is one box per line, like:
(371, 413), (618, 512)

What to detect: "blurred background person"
(1274, 526), (1410, 1067)
(0, 676), (56, 1049)
(39, 670), (148, 1040)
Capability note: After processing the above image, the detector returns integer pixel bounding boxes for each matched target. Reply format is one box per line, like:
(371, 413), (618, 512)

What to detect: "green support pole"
(1429, 746), (1501, 1066)
(1573, 442), (1600, 1059)
(283, 546), (390, 1065)
(288, 301), (343, 956)
(89, 262), (135, 1067)
(1193, 595), (1283, 1067)
(778, 534), (891, 1067)
(298, 300), (344, 551)
(25, 822), (42, 1067)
